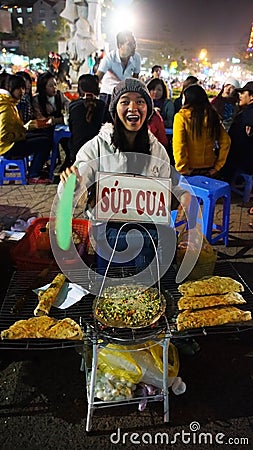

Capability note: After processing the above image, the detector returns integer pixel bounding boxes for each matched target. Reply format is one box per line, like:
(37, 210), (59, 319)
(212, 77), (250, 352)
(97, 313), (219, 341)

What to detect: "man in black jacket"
(68, 74), (106, 163)
(221, 81), (253, 182)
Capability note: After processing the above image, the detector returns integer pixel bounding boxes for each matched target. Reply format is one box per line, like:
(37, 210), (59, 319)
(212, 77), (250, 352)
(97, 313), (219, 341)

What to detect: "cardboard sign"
(95, 172), (171, 223)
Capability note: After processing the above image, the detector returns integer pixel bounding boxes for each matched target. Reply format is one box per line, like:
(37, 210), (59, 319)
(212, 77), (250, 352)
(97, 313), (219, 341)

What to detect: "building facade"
(0, 0), (64, 34)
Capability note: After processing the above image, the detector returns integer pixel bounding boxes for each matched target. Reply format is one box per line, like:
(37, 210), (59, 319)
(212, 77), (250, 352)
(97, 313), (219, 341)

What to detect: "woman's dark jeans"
(3, 133), (51, 178)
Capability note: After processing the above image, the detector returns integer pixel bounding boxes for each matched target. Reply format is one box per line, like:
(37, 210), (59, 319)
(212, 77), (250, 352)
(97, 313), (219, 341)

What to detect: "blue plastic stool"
(231, 172), (253, 203)
(0, 157), (27, 185)
(179, 176), (231, 246)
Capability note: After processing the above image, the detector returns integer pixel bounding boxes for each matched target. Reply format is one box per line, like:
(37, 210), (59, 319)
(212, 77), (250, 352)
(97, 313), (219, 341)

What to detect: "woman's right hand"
(60, 165), (81, 184)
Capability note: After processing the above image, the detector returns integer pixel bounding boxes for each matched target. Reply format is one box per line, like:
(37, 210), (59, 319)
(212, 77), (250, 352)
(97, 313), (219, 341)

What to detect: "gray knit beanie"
(109, 78), (154, 120)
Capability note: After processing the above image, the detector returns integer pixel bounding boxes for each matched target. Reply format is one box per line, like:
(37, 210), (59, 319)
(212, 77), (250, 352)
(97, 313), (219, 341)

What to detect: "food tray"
(93, 285), (167, 329)
(11, 217), (91, 271)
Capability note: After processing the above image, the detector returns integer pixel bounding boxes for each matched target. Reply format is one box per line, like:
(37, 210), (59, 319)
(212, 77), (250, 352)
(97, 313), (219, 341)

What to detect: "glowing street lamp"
(110, 7), (135, 33)
(199, 48), (208, 61)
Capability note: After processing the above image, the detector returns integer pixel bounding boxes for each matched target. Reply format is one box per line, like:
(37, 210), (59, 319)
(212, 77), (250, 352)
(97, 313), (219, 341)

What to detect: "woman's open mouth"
(126, 114), (140, 123)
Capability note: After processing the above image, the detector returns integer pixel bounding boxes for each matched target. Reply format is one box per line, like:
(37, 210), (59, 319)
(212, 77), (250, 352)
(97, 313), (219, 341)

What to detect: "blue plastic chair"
(0, 157), (27, 185)
(231, 172), (253, 203)
(179, 175), (231, 246)
(50, 125), (71, 180)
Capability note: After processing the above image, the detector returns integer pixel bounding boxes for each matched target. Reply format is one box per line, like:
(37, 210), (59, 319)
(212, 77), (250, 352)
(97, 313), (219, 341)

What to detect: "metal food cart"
(0, 262), (253, 431)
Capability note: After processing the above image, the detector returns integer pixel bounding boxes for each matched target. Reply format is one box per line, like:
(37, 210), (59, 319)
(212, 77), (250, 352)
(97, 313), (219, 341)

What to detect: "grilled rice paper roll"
(178, 292), (246, 311)
(176, 306), (252, 331)
(34, 273), (66, 317)
(1, 317), (55, 339)
(1, 316), (84, 340)
(44, 318), (83, 340)
(178, 276), (244, 297)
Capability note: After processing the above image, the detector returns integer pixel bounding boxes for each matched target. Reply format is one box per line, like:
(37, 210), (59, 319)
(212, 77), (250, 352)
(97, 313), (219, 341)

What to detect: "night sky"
(131, 0), (253, 60)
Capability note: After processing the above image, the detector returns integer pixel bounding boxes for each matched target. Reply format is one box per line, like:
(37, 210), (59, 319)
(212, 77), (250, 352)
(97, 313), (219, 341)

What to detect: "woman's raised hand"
(60, 165), (81, 183)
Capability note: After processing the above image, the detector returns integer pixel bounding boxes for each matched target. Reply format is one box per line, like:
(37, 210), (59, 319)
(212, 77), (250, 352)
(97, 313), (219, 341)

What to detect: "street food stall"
(0, 260), (253, 430)
(0, 174), (253, 431)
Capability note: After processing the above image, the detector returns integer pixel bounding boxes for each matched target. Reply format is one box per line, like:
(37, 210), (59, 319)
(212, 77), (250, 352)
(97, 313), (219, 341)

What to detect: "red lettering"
(136, 190), (145, 215)
(146, 191), (156, 215)
(111, 188), (121, 213)
(122, 189), (131, 214)
(100, 187), (110, 212)
(156, 192), (167, 216)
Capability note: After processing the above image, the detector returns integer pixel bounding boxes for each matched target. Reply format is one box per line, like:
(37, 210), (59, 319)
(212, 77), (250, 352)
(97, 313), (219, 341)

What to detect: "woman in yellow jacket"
(0, 74), (52, 183)
(172, 84), (231, 177)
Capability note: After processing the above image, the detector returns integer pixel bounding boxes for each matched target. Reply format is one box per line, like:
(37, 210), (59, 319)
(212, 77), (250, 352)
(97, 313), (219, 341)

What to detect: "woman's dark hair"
(183, 84), (221, 140)
(147, 78), (168, 100)
(77, 74), (100, 123)
(35, 71), (61, 117)
(0, 72), (10, 90)
(182, 75), (198, 92)
(78, 73), (99, 96)
(112, 116), (150, 171)
(15, 70), (33, 101)
(16, 70), (32, 84)
(8, 74), (26, 96)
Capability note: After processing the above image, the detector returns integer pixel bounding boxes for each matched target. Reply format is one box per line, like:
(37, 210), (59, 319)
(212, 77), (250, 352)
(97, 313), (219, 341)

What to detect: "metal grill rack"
(0, 265), (174, 349)
(1, 262), (252, 350)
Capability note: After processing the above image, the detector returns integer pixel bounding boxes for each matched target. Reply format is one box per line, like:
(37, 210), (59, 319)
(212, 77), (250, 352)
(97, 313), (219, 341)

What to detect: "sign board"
(95, 172), (171, 224)
(2, 40), (19, 48)
(0, 11), (12, 34)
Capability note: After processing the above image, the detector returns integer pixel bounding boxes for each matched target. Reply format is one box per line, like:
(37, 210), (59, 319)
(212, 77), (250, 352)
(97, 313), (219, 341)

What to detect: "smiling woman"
(58, 78), (191, 274)
(116, 92), (147, 131)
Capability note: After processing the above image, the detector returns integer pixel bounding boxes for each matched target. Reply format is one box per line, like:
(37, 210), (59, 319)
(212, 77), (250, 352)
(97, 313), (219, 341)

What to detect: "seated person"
(68, 74), (106, 163)
(32, 71), (71, 171)
(147, 78), (175, 129)
(211, 77), (240, 131)
(173, 84), (231, 177)
(221, 81), (253, 182)
(15, 71), (34, 124)
(148, 108), (168, 148)
(174, 75), (198, 113)
(59, 78), (191, 271)
(0, 74), (52, 184)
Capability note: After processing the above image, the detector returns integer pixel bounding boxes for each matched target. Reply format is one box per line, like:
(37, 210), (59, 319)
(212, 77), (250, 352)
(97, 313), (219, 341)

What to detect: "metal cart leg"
(80, 352), (85, 372)
(162, 333), (170, 422)
(86, 339), (98, 432)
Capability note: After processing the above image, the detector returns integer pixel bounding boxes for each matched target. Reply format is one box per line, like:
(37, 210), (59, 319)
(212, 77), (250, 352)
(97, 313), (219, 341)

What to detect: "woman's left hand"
(60, 165), (81, 184)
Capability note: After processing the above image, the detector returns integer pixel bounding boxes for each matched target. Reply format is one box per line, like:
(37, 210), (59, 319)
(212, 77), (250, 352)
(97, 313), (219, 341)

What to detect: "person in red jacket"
(148, 108), (168, 148)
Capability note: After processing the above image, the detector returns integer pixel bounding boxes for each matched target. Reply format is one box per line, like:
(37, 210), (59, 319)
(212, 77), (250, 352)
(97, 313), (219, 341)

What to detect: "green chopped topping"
(95, 285), (165, 328)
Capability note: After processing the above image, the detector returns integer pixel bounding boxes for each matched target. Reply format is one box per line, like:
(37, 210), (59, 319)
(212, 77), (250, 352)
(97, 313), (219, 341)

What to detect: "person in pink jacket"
(172, 84), (231, 177)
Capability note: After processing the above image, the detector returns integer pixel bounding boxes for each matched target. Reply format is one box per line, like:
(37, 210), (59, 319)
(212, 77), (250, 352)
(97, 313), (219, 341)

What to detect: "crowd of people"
(1, 28), (253, 356)
(1, 28), (253, 221)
